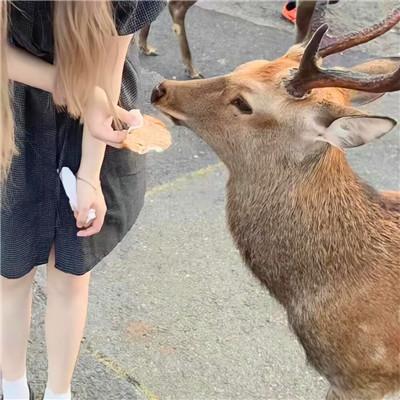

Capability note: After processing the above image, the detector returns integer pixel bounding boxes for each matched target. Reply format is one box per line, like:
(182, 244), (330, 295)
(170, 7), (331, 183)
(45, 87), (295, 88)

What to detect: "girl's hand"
(84, 86), (142, 147)
(75, 175), (107, 237)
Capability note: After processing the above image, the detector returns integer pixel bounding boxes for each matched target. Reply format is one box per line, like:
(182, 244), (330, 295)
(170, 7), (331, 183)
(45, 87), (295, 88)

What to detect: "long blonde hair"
(1, 1), (117, 180)
(1, 2), (15, 181)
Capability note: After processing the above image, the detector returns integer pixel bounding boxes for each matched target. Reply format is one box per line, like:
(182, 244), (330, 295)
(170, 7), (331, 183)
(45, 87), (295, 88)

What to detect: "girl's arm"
(6, 44), (56, 93)
(6, 42), (138, 143)
(104, 35), (134, 106)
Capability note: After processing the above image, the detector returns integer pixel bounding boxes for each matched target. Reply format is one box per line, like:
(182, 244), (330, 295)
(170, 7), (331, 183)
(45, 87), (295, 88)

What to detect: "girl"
(1, 1), (169, 399)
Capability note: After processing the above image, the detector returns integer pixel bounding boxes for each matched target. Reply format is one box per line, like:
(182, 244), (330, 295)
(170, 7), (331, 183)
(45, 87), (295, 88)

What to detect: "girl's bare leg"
(1, 269), (36, 399)
(1, 269), (36, 380)
(45, 247), (90, 395)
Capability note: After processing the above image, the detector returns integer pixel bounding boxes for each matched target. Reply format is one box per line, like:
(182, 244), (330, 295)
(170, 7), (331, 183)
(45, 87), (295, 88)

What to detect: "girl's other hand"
(84, 86), (141, 147)
(75, 175), (107, 237)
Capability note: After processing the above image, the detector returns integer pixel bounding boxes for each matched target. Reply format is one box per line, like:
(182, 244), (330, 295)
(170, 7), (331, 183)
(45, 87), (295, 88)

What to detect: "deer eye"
(231, 97), (253, 114)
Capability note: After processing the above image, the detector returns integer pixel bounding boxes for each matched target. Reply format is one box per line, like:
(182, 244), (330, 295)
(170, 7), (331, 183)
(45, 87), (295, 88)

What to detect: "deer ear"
(318, 115), (397, 149)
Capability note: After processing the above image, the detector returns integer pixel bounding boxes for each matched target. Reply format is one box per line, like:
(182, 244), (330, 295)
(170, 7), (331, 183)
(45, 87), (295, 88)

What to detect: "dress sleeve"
(113, 0), (167, 36)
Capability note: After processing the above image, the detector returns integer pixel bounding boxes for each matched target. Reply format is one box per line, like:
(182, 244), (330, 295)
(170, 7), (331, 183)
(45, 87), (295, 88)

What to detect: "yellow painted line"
(85, 344), (160, 400)
(145, 162), (223, 199)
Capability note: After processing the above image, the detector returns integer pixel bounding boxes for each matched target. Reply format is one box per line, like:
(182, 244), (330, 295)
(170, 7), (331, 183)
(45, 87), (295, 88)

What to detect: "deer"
(139, 1), (203, 79)
(150, 0), (400, 398)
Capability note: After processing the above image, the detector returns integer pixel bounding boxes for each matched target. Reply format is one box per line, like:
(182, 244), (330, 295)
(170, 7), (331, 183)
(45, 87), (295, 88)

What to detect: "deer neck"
(226, 147), (388, 307)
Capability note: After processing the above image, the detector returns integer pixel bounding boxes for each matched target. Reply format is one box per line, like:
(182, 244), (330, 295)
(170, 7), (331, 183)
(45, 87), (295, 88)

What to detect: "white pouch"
(59, 167), (96, 225)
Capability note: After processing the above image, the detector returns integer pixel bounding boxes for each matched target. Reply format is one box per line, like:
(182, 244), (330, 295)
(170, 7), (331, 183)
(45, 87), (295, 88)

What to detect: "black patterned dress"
(1, 1), (166, 278)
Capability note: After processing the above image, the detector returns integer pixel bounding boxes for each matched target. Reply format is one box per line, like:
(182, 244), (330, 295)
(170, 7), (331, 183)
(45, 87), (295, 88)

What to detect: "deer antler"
(286, 10), (400, 98)
(296, 1), (400, 54)
(319, 7), (400, 57)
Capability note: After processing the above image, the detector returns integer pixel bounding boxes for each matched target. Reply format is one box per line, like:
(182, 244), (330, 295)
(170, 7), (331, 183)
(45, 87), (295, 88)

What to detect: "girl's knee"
(0, 270), (36, 295)
(47, 267), (90, 299)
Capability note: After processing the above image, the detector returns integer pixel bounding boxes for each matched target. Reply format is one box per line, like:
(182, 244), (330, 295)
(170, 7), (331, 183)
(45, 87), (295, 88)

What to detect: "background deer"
(139, 0), (341, 80)
(139, 1), (202, 79)
(151, 1), (400, 399)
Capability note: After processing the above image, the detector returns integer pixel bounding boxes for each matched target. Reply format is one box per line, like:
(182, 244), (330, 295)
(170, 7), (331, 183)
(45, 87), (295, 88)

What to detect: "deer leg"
(139, 24), (158, 56)
(295, 0), (318, 43)
(168, 1), (203, 79)
(295, 0), (340, 43)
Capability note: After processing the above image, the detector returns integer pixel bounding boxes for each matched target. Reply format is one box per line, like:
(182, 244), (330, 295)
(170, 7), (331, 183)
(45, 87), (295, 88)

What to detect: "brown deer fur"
(152, 48), (400, 399)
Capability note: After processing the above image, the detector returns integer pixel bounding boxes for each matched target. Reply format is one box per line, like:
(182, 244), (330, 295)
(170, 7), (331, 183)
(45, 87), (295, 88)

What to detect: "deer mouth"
(164, 113), (184, 126)
(154, 107), (188, 127)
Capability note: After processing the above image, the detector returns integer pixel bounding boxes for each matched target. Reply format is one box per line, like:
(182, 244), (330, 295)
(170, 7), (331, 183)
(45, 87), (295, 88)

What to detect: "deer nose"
(151, 83), (167, 104)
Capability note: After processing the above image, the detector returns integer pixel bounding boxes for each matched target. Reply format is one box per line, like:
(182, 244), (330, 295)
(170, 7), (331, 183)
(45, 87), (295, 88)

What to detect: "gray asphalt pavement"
(28, 2), (399, 400)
